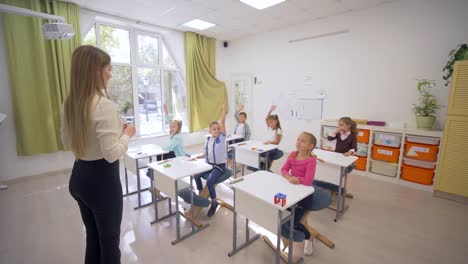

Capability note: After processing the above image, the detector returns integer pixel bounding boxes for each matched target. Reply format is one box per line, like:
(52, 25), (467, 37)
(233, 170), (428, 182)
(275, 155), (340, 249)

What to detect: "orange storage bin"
(401, 164), (435, 185)
(404, 142), (439, 162)
(355, 156), (367, 171)
(357, 129), (370, 143)
(371, 145), (400, 163)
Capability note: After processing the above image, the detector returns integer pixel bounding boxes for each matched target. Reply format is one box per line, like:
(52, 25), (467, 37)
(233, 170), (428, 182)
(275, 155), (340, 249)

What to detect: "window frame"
(87, 20), (186, 138)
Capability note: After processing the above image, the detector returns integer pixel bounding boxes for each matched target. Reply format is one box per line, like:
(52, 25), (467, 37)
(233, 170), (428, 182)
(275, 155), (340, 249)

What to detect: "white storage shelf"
(320, 121), (443, 192)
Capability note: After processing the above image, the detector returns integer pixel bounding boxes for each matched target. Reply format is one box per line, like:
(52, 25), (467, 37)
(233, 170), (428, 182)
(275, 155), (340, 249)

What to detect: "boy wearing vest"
(193, 102), (227, 217)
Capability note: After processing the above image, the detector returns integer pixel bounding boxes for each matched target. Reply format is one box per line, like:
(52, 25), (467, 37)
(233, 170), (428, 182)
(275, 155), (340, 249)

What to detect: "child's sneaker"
(207, 200), (219, 217)
(304, 239), (314, 256)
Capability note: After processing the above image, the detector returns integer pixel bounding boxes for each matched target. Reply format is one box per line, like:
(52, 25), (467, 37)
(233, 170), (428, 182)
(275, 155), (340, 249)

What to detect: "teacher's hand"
(124, 124), (136, 137)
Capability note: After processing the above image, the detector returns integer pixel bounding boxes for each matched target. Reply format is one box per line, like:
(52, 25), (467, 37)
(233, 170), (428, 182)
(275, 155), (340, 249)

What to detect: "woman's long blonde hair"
(63, 45), (111, 158)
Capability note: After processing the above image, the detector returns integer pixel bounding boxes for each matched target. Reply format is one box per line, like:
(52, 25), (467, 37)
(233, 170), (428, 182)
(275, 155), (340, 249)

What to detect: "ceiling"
(68, 0), (395, 40)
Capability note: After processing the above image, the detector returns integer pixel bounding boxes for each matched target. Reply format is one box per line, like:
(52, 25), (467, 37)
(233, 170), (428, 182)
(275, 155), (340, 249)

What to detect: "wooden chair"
(263, 185), (335, 261)
(178, 169), (233, 226)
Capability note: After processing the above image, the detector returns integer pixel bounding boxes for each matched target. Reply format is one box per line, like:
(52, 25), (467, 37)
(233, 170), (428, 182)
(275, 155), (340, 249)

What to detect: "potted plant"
(443, 43), (468, 86)
(412, 79), (442, 130)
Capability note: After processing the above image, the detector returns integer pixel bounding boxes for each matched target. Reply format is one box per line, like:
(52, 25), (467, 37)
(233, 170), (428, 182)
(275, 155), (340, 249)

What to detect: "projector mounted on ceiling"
(43, 23), (75, 39)
(0, 4), (75, 40)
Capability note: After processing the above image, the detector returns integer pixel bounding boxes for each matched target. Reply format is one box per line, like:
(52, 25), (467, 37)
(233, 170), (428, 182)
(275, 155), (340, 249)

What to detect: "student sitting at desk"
(163, 119), (188, 159)
(281, 132), (318, 255)
(263, 105), (284, 170)
(233, 104), (251, 141)
(192, 102), (227, 217)
(228, 105), (251, 167)
(327, 117), (357, 156)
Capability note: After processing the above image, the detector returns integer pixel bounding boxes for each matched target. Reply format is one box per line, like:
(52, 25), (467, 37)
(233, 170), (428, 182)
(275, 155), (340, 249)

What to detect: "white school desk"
(230, 140), (278, 175)
(148, 156), (212, 245)
(124, 144), (169, 210)
(313, 149), (357, 221)
(228, 171), (314, 264)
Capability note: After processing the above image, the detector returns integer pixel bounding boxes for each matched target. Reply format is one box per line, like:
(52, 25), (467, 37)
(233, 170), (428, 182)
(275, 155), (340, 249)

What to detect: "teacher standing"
(61, 45), (136, 264)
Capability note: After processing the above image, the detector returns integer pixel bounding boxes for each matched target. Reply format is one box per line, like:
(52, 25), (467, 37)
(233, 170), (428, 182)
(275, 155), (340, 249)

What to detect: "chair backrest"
(308, 185), (333, 211)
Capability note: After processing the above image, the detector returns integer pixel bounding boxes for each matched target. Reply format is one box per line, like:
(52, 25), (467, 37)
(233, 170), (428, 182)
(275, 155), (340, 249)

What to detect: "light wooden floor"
(1, 149), (468, 264)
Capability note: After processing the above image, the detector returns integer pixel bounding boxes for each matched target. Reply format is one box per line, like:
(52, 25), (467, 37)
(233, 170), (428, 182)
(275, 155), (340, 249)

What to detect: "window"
(83, 23), (187, 136)
(83, 26), (96, 46)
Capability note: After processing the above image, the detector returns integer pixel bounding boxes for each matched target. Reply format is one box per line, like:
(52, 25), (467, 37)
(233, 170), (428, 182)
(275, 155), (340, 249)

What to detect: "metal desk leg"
(135, 159), (142, 209)
(266, 152), (270, 171)
(230, 188), (237, 255)
(172, 176), (210, 245)
(286, 204), (304, 264)
(232, 148), (237, 179)
(172, 180), (181, 244)
(288, 207), (294, 264)
(190, 176), (195, 232)
(151, 174), (156, 220)
(228, 189), (260, 257)
(341, 172), (349, 215)
(276, 210), (282, 264)
(149, 157), (153, 203)
(335, 169), (343, 221)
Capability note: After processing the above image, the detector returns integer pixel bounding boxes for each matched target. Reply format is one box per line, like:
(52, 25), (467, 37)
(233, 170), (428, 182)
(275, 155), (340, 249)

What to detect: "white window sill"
(129, 130), (196, 141)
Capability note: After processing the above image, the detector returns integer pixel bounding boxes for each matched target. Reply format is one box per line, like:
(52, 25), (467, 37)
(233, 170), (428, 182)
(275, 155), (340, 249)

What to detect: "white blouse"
(265, 127), (282, 143)
(61, 95), (130, 163)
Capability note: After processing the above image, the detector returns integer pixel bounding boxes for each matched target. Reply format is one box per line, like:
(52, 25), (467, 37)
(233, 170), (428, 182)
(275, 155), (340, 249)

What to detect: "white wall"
(217, 0), (468, 152)
(0, 12), (204, 181)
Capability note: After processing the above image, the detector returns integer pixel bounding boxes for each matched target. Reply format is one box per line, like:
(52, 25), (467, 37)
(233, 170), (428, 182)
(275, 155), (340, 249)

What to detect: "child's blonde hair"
(170, 119), (182, 137)
(209, 121), (219, 129)
(300, 131), (317, 156)
(339, 117), (357, 134)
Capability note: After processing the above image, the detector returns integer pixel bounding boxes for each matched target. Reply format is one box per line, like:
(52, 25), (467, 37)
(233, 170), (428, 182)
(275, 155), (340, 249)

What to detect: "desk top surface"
(230, 140), (278, 153)
(231, 171), (314, 211)
(148, 156), (212, 180)
(127, 144), (169, 159)
(313, 149), (358, 167)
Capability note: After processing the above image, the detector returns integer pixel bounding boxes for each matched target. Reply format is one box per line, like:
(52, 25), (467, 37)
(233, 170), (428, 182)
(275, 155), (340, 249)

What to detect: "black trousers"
(162, 151), (176, 160)
(69, 159), (123, 264)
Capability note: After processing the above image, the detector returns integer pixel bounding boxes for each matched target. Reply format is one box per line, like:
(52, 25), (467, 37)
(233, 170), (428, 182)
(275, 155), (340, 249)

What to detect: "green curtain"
(185, 32), (227, 132)
(1, 0), (81, 155)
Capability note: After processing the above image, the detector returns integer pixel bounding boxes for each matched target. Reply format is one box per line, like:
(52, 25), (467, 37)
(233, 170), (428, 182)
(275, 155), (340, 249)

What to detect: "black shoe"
(207, 200), (219, 217)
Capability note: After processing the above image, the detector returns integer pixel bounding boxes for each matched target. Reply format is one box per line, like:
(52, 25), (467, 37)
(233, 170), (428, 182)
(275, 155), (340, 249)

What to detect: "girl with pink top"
(281, 131), (317, 255)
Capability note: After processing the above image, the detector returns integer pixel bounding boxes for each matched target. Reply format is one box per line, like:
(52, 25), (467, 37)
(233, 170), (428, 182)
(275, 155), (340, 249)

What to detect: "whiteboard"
(275, 89), (324, 121)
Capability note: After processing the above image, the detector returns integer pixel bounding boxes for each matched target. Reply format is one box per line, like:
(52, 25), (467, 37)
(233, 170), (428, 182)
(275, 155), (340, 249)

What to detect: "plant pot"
(416, 116), (436, 130)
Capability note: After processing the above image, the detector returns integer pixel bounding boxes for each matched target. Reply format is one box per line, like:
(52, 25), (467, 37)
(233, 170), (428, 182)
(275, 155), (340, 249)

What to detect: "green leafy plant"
(443, 44), (468, 86)
(119, 101), (133, 115)
(412, 79), (442, 117)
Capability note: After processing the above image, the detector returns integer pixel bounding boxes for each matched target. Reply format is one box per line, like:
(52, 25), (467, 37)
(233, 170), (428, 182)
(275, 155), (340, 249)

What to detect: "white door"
(230, 74), (253, 132)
